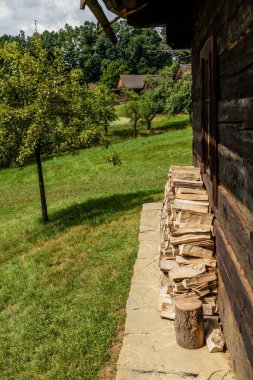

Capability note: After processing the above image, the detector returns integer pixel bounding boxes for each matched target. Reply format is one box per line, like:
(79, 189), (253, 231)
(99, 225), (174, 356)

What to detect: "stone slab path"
(116, 202), (234, 380)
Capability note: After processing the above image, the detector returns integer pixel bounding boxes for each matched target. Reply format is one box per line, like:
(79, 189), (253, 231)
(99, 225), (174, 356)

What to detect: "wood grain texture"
(175, 298), (204, 349)
(219, 63), (253, 100)
(218, 123), (253, 162)
(215, 222), (253, 368)
(219, 277), (253, 380)
(219, 28), (253, 79)
(218, 144), (253, 214)
(216, 185), (253, 286)
(218, 97), (253, 124)
(217, 0), (253, 55)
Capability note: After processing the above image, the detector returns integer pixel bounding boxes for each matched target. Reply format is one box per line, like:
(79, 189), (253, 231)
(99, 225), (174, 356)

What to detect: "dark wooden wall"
(192, 1), (253, 378)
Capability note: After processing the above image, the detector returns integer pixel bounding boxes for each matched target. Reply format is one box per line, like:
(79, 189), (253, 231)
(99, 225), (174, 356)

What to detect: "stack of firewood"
(159, 166), (219, 322)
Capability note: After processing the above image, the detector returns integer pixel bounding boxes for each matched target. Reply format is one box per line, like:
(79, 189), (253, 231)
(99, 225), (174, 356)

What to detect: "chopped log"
(161, 272), (173, 286)
(159, 286), (172, 310)
(171, 244), (179, 256)
(206, 320), (225, 353)
(180, 210), (214, 225)
(173, 282), (187, 293)
(177, 187), (207, 195)
(170, 292), (200, 304)
(173, 199), (209, 213)
(170, 233), (211, 246)
(179, 244), (213, 259)
(171, 227), (212, 236)
(172, 179), (204, 189)
(161, 302), (175, 319)
(179, 223), (214, 232)
(176, 193), (209, 201)
(182, 272), (217, 288)
(160, 258), (179, 272)
(202, 296), (217, 307)
(191, 240), (214, 250)
(169, 264), (206, 281)
(176, 255), (216, 268)
(192, 282), (211, 297)
(174, 298), (204, 349)
(202, 303), (214, 316)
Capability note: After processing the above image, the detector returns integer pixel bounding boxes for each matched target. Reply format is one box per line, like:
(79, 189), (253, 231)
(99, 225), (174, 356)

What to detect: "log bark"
(174, 298), (204, 349)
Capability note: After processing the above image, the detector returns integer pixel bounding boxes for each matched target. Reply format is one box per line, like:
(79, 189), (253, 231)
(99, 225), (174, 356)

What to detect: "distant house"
(115, 75), (148, 94)
(115, 74), (161, 95)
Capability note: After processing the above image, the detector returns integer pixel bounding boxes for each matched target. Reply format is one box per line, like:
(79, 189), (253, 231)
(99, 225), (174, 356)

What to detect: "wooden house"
(115, 74), (147, 94)
(81, 1), (253, 378)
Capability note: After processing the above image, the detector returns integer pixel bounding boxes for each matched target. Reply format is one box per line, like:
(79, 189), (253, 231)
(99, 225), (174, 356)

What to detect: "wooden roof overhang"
(81, 0), (193, 48)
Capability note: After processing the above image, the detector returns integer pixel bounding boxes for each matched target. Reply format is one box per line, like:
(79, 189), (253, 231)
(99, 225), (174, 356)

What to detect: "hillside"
(0, 119), (192, 379)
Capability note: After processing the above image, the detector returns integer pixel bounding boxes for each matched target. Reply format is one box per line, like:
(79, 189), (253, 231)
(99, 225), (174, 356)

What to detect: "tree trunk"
(133, 119), (137, 138)
(174, 298), (204, 349)
(104, 121), (108, 135)
(35, 145), (48, 223)
(147, 119), (152, 130)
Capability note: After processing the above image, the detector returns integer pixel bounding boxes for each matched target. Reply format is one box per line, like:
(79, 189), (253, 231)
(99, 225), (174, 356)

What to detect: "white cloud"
(0, 0), (111, 36)
(0, 1), (13, 20)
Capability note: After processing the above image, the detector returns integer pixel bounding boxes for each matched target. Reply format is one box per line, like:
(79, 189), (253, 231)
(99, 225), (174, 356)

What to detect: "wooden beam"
(81, 0), (117, 44)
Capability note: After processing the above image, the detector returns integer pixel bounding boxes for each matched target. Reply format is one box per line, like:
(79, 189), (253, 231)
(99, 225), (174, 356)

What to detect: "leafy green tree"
(139, 87), (165, 130)
(100, 61), (128, 89)
(166, 71), (192, 119)
(0, 35), (108, 223)
(123, 90), (141, 138)
(90, 84), (116, 135)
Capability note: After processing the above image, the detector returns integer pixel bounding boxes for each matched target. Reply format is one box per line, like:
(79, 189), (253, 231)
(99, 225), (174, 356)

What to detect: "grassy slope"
(0, 116), (192, 380)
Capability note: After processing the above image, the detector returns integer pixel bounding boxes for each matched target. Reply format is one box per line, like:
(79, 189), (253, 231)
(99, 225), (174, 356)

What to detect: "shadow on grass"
(1, 190), (160, 266)
(48, 190), (157, 232)
(109, 119), (189, 142)
(153, 120), (188, 133)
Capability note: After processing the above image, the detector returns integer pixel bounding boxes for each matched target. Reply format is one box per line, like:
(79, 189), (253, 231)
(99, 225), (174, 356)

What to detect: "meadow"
(0, 114), (192, 379)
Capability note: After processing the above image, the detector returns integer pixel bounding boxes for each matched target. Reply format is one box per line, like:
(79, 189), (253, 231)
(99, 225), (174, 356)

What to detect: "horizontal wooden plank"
(219, 63), (253, 100)
(216, 185), (253, 287)
(219, 277), (253, 380)
(217, 0), (253, 55)
(219, 27), (253, 78)
(218, 123), (253, 162)
(193, 0), (244, 48)
(218, 144), (253, 213)
(215, 222), (253, 368)
(218, 97), (253, 124)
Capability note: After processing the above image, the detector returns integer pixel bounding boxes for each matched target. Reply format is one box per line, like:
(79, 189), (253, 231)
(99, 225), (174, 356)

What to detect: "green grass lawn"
(0, 115), (192, 380)
(110, 106), (190, 143)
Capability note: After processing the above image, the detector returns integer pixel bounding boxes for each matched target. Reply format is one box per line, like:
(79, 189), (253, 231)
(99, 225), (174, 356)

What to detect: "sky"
(0, 0), (113, 36)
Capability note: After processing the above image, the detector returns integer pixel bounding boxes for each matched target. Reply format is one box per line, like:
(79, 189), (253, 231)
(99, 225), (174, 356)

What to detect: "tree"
(165, 71), (192, 119)
(139, 87), (164, 130)
(0, 35), (108, 223)
(123, 90), (141, 138)
(100, 61), (128, 89)
(90, 84), (116, 135)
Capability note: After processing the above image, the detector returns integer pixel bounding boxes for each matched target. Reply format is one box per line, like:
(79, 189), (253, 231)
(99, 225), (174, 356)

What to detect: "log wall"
(192, 1), (253, 378)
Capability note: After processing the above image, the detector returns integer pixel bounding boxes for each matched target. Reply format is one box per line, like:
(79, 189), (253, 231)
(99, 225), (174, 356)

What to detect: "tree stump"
(174, 298), (204, 349)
